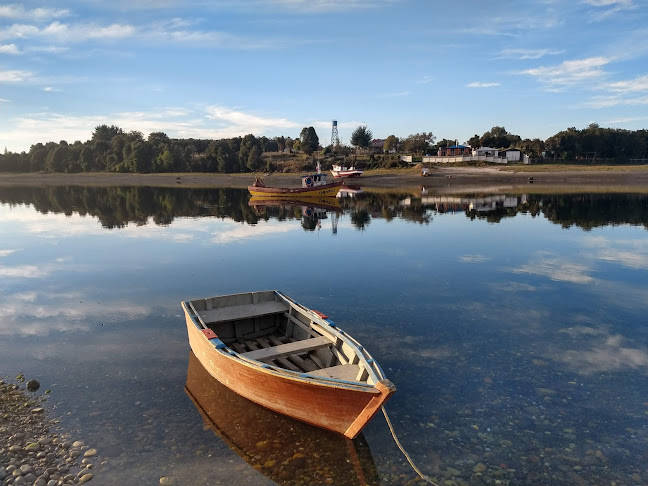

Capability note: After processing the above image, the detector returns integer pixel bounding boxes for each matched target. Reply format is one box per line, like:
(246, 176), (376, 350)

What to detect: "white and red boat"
(331, 164), (363, 179)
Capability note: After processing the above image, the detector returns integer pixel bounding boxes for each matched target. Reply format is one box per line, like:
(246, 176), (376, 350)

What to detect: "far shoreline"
(1, 165), (648, 194)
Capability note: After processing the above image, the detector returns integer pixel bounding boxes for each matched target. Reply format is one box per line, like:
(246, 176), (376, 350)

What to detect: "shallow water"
(1, 187), (646, 485)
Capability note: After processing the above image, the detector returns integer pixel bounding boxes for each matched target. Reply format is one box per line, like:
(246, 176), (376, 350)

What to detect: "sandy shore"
(1, 166), (647, 194)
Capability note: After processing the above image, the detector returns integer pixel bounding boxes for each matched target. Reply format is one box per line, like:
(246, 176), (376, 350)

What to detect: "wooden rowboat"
(181, 290), (395, 439)
(184, 351), (380, 485)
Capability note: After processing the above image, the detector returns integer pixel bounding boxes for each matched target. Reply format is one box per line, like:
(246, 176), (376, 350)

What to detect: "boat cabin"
(301, 173), (329, 188)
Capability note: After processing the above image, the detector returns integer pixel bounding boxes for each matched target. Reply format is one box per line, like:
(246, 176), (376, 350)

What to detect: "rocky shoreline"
(0, 376), (97, 486)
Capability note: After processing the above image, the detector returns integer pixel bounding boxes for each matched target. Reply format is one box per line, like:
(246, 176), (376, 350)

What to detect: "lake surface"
(1, 186), (647, 485)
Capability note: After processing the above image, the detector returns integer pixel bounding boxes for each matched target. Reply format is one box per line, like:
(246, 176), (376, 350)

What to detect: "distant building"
(473, 147), (498, 157)
(438, 144), (472, 156)
(371, 139), (387, 153)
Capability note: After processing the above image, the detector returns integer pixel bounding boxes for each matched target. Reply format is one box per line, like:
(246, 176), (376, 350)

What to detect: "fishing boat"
(184, 351), (380, 486)
(331, 164), (364, 179)
(248, 172), (342, 198)
(181, 290), (395, 439)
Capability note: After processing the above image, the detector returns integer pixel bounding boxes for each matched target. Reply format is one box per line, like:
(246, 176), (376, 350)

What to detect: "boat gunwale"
(181, 290), (384, 389)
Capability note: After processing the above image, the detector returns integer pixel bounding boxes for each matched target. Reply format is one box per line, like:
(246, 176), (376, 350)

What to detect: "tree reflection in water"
(1, 186), (646, 231)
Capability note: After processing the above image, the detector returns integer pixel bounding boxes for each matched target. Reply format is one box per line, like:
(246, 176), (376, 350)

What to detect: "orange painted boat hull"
(182, 294), (395, 439)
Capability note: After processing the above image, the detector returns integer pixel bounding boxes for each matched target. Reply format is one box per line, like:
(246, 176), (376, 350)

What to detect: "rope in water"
(381, 406), (439, 486)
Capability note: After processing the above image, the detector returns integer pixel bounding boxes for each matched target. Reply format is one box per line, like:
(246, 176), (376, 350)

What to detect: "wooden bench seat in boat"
(240, 336), (331, 361)
(199, 301), (289, 324)
(306, 364), (360, 381)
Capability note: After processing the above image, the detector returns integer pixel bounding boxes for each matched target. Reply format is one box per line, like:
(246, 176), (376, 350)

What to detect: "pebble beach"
(0, 377), (97, 486)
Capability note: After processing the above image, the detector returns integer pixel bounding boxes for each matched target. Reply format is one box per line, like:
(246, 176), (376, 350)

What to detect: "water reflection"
(184, 351), (379, 486)
(2, 185), (647, 231)
(248, 196), (340, 232)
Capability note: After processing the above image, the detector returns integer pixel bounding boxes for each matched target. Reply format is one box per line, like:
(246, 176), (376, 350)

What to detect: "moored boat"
(331, 164), (364, 178)
(184, 350), (380, 485)
(248, 172), (342, 197)
(181, 290), (395, 439)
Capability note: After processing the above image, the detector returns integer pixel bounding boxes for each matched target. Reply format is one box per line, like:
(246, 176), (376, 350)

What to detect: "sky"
(1, 0), (647, 153)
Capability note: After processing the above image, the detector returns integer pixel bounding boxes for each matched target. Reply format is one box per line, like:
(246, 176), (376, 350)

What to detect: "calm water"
(1, 187), (647, 486)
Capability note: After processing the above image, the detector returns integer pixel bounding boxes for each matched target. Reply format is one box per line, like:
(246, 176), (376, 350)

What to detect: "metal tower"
(331, 120), (339, 146)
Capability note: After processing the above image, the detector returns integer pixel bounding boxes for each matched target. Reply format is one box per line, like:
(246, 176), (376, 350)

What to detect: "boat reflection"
(248, 196), (341, 232)
(184, 351), (380, 486)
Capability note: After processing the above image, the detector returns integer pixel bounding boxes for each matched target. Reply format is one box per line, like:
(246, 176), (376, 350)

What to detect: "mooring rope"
(381, 406), (439, 486)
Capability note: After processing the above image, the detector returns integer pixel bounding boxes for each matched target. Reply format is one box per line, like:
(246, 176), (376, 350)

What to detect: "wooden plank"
(283, 313), (319, 338)
(256, 337), (272, 348)
(289, 354), (319, 372)
(240, 336), (331, 361)
(199, 301), (289, 324)
(275, 357), (301, 372)
(230, 342), (247, 354)
(308, 352), (326, 369)
(307, 364), (361, 382)
(268, 335), (289, 346)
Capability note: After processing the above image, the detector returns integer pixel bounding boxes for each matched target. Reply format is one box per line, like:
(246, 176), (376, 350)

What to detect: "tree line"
(1, 123), (647, 174)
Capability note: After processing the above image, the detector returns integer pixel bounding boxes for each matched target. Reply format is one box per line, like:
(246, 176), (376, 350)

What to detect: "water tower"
(331, 120), (339, 146)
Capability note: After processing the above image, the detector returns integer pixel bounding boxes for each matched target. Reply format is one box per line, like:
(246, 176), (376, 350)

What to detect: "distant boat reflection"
(248, 196), (341, 232)
(184, 351), (380, 486)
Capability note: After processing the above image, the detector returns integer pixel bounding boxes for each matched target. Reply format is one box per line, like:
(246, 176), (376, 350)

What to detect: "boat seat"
(307, 364), (360, 381)
(199, 301), (289, 324)
(240, 336), (331, 361)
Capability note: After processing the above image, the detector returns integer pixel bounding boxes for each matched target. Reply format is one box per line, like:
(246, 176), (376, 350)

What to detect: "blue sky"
(1, 0), (647, 153)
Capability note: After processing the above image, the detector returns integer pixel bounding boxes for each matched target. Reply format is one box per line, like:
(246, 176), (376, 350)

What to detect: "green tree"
(350, 125), (372, 150)
(92, 125), (123, 142)
(247, 146), (263, 171)
(299, 127), (319, 155)
(468, 134), (481, 148)
(383, 135), (399, 153)
(45, 142), (69, 172)
(403, 132), (436, 154)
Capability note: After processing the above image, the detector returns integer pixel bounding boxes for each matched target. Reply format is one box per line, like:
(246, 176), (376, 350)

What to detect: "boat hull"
(331, 170), (363, 179)
(248, 181), (342, 198)
(182, 300), (394, 438)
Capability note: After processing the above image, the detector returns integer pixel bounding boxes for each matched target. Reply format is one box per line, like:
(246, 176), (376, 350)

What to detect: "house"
(473, 147), (499, 157)
(438, 144), (472, 156)
(371, 139), (387, 153)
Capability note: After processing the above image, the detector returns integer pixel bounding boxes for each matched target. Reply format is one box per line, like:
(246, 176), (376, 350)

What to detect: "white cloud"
(0, 69), (34, 83)
(0, 104), (306, 152)
(0, 249), (19, 257)
(211, 221), (296, 244)
(1, 21), (136, 42)
(0, 5), (70, 21)
(467, 82), (500, 88)
(520, 56), (610, 88)
(259, 0), (395, 12)
(43, 86), (61, 92)
(497, 48), (564, 59)
(206, 105), (299, 133)
(512, 253), (595, 284)
(416, 75), (435, 84)
(548, 331), (648, 374)
(605, 73), (648, 93)
(583, 0), (637, 19)
(0, 43), (20, 54)
(583, 236), (648, 270)
(459, 254), (491, 263)
(0, 264), (52, 278)
(585, 94), (648, 108)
